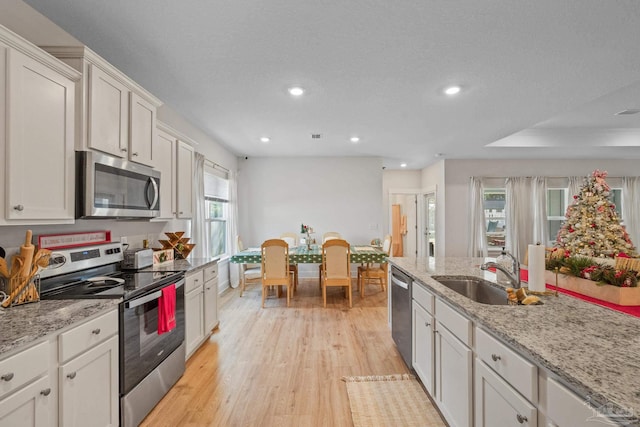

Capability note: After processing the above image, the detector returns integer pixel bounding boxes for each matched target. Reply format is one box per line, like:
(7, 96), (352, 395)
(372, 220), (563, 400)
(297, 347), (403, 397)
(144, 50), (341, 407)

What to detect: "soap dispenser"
(496, 247), (512, 285)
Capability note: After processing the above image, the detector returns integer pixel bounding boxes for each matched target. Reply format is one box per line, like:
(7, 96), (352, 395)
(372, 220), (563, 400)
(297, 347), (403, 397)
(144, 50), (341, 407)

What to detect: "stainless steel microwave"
(76, 151), (161, 218)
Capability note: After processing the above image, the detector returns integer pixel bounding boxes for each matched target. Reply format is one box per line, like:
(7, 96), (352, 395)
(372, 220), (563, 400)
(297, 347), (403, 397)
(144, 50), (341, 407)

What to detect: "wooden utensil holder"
(2, 275), (40, 308)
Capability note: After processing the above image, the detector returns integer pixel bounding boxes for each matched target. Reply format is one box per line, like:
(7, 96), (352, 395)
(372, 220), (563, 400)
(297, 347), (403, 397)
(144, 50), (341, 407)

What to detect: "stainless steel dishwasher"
(391, 266), (412, 368)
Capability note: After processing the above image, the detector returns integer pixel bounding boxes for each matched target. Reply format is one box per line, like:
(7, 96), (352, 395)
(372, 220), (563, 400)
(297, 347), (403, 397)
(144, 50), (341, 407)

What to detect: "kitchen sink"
(431, 276), (509, 305)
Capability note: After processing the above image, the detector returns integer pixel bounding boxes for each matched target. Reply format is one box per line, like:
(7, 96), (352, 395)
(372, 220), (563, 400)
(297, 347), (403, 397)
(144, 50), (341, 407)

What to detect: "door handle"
(391, 276), (409, 290)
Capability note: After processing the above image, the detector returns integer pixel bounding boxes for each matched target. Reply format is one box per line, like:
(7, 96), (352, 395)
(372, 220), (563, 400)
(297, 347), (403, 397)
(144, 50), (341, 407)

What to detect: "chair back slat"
(382, 235), (393, 256)
(322, 239), (350, 278)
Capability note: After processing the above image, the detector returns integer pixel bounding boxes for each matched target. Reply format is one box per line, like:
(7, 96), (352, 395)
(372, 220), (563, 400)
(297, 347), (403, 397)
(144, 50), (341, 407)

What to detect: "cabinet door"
(412, 300), (434, 396)
(154, 130), (177, 219)
(435, 323), (472, 427)
(176, 140), (194, 218)
(6, 48), (75, 221)
(204, 278), (218, 333)
(475, 360), (536, 427)
(59, 336), (118, 427)
(0, 376), (52, 427)
(185, 287), (204, 359)
(129, 92), (156, 166)
(88, 64), (129, 158)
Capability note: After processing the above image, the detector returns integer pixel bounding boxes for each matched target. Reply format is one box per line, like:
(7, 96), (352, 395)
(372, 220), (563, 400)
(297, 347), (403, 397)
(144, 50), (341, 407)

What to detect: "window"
(204, 165), (229, 258)
(483, 189), (506, 251)
(547, 188), (567, 245)
(609, 188), (623, 220)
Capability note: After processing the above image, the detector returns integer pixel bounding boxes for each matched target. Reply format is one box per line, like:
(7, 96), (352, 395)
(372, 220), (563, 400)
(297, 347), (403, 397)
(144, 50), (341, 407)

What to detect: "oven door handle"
(125, 278), (184, 309)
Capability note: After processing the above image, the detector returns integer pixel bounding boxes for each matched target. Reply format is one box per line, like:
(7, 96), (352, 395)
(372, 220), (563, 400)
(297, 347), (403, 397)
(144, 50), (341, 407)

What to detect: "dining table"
(230, 244), (388, 296)
(230, 244), (388, 265)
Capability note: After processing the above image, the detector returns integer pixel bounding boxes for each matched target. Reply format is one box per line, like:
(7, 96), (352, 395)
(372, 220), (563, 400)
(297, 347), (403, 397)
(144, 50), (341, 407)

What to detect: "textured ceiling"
(18, 0), (640, 168)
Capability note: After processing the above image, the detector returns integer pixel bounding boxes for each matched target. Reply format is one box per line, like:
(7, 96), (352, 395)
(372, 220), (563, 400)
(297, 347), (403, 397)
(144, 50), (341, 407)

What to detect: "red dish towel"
(157, 284), (176, 335)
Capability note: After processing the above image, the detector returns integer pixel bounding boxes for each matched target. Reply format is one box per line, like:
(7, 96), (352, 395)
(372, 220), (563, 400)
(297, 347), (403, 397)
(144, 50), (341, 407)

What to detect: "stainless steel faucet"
(481, 251), (521, 289)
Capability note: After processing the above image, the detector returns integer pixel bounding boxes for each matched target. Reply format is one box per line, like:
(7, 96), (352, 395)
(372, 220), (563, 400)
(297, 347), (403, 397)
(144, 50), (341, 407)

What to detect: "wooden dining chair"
(236, 235), (262, 297)
(319, 232), (343, 286)
(261, 239), (293, 307)
(279, 232), (299, 292)
(321, 239), (352, 308)
(357, 235), (392, 298)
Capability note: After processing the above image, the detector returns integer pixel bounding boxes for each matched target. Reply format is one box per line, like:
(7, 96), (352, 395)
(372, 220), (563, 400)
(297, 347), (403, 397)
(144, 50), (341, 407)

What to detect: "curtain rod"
(205, 160), (230, 173)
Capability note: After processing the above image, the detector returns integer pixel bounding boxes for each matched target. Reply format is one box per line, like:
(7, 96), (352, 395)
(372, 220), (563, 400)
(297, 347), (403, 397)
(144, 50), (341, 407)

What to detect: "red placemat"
(520, 269), (640, 318)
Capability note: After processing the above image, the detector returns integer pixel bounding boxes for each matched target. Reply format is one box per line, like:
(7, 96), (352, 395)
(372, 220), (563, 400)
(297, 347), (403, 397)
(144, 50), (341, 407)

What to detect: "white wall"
(443, 159), (640, 257)
(237, 156), (383, 250)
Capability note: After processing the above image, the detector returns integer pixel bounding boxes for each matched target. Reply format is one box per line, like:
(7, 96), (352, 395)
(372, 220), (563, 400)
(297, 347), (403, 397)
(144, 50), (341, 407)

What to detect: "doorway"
(423, 192), (436, 258)
(389, 194), (418, 257)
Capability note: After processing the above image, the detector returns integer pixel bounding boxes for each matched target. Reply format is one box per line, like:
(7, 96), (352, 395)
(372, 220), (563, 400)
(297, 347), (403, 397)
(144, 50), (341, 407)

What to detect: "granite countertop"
(0, 299), (121, 357)
(142, 257), (220, 273)
(389, 256), (640, 425)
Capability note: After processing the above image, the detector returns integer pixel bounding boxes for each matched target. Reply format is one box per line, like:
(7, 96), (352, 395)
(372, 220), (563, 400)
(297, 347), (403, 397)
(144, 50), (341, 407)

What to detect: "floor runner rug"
(342, 374), (446, 427)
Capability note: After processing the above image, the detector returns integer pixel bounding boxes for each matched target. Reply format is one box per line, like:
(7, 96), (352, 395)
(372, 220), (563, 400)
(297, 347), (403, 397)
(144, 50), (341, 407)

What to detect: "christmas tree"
(555, 170), (637, 258)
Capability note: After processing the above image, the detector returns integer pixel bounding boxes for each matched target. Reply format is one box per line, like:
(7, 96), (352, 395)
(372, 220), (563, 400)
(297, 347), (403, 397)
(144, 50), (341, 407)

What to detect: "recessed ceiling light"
(400, 163), (407, 168)
(444, 85), (461, 96)
(350, 136), (360, 143)
(288, 87), (305, 97)
(434, 152), (444, 158)
(260, 137), (270, 143)
(615, 109), (640, 115)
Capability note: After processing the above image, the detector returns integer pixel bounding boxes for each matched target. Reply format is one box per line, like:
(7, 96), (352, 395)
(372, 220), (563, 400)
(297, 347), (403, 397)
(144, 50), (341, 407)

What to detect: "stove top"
(41, 269), (184, 301)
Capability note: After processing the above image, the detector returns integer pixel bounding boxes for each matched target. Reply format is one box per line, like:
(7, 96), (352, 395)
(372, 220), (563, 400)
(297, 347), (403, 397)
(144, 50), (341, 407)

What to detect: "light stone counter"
(0, 299), (121, 357)
(389, 256), (640, 426)
(142, 257), (220, 274)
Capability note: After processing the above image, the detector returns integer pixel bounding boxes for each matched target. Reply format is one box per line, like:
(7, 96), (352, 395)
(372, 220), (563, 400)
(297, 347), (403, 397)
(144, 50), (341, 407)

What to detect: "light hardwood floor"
(140, 278), (412, 426)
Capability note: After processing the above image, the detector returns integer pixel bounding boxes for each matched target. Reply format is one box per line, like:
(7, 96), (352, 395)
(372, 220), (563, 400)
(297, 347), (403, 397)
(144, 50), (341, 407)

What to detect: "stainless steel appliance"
(122, 248), (154, 270)
(76, 151), (161, 218)
(40, 242), (185, 427)
(391, 266), (412, 368)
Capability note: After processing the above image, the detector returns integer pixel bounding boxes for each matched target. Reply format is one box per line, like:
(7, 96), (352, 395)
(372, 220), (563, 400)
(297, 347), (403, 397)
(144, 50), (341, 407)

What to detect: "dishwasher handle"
(391, 275), (409, 290)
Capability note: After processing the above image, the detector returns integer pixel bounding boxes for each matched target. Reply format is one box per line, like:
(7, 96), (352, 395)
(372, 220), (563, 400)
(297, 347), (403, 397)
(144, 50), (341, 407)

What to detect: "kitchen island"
(390, 256), (640, 426)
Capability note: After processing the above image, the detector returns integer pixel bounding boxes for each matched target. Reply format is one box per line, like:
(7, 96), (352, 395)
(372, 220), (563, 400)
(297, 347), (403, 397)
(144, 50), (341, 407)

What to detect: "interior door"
(424, 193), (436, 258)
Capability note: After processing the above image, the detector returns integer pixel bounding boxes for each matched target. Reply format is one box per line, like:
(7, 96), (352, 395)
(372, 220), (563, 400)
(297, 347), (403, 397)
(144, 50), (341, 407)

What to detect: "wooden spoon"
(0, 258), (8, 278)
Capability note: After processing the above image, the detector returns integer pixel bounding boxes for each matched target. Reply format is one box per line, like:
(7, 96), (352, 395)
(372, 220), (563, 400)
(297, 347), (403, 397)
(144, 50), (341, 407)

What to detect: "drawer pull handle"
(13, 205), (24, 211)
(491, 354), (501, 361)
(40, 388), (51, 396)
(516, 414), (528, 423)
(67, 372), (77, 379)
(121, 148), (128, 152)
(424, 321), (431, 327)
(132, 152), (139, 156)
(92, 328), (101, 335)
(1, 373), (14, 381)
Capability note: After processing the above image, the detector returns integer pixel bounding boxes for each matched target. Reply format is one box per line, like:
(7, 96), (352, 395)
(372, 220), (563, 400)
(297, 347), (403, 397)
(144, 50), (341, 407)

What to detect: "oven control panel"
(39, 243), (124, 279)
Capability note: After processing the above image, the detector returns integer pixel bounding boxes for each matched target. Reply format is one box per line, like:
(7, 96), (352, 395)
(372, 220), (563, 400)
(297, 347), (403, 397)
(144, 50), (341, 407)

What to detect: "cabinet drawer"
(435, 298), (472, 346)
(475, 327), (537, 403)
(186, 270), (204, 293)
(204, 263), (218, 282)
(59, 309), (118, 363)
(413, 283), (434, 314)
(0, 341), (50, 399)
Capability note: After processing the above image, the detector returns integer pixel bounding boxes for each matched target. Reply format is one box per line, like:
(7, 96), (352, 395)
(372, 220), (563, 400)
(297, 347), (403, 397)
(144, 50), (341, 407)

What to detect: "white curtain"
(567, 176), (583, 204)
(532, 177), (548, 246)
(505, 177), (533, 263)
(623, 177), (640, 250)
(227, 170), (240, 288)
(191, 153), (208, 259)
(467, 177), (488, 257)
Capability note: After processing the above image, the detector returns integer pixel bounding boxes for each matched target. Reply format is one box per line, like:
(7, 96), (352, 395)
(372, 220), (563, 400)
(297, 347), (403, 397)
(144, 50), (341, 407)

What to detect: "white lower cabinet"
(59, 336), (118, 427)
(203, 263), (219, 333)
(435, 322), (473, 427)
(412, 300), (434, 395)
(185, 269), (205, 359)
(475, 359), (537, 427)
(0, 308), (119, 427)
(0, 376), (53, 427)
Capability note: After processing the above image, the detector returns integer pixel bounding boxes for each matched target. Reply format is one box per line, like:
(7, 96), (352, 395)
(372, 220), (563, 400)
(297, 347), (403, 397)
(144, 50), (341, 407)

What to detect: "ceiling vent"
(615, 109), (640, 115)
(311, 133), (322, 139)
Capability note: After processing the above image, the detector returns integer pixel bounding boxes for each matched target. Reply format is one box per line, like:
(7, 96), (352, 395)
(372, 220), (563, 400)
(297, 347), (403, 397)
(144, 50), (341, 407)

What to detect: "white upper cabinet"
(0, 25), (80, 225)
(42, 46), (162, 167)
(129, 92), (157, 166)
(176, 140), (194, 219)
(155, 129), (177, 219)
(88, 64), (129, 158)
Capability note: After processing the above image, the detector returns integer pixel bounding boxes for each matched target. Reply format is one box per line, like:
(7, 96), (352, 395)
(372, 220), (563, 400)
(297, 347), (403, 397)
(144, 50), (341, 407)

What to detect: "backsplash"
(0, 218), (191, 258)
